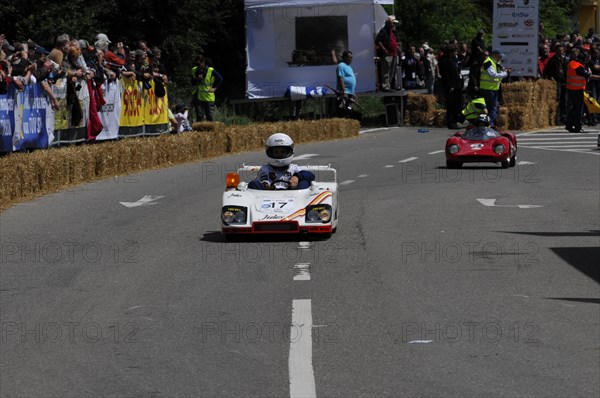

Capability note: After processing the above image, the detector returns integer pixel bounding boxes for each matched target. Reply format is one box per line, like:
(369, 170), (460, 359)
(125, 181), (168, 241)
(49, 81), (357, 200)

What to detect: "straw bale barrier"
(0, 118), (358, 210)
(501, 80), (557, 130)
(405, 80), (558, 130)
(433, 109), (446, 127)
(406, 93), (438, 126)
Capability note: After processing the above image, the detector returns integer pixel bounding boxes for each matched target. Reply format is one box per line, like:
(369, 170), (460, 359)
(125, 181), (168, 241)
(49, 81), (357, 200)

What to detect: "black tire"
(509, 154), (516, 168)
(446, 160), (463, 169)
(501, 160), (509, 169)
(222, 233), (239, 242)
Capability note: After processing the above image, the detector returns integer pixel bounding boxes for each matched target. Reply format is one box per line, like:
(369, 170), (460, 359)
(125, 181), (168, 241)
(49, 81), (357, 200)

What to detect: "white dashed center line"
(398, 157), (418, 163)
(289, 299), (316, 398)
(340, 180), (355, 185)
(293, 263), (311, 281)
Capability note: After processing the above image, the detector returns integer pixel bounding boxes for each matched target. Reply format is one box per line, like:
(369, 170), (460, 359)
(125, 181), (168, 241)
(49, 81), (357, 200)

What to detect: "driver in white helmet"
(248, 133), (315, 190)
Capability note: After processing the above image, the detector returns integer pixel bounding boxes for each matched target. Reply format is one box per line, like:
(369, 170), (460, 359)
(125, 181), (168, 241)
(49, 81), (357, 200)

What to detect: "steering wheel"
(271, 179), (290, 190)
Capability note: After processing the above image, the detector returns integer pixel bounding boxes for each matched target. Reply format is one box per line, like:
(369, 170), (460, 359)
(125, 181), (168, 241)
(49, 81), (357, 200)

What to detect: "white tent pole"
(373, 2), (378, 91)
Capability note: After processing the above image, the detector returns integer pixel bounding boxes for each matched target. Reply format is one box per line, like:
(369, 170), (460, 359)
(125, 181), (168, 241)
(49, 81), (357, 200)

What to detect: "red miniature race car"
(445, 126), (517, 169)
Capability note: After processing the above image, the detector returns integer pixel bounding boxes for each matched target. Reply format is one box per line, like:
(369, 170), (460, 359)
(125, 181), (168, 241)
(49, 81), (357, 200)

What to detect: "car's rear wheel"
(446, 160), (463, 169)
(222, 233), (239, 242)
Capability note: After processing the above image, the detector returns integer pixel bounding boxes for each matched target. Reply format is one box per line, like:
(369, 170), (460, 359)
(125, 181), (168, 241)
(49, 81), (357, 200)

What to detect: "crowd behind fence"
(0, 77), (170, 153)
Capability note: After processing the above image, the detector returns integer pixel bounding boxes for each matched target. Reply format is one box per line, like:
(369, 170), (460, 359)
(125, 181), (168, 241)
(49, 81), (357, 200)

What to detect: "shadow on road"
(200, 231), (331, 243)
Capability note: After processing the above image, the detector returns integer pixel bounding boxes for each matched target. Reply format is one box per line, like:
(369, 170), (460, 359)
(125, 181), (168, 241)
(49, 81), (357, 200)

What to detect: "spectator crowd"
(0, 32), (189, 129)
(377, 23), (600, 128)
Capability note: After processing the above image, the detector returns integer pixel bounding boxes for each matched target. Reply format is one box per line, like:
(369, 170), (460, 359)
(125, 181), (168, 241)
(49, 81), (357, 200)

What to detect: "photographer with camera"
(24, 52), (62, 111)
(191, 54), (222, 122)
(129, 48), (166, 97)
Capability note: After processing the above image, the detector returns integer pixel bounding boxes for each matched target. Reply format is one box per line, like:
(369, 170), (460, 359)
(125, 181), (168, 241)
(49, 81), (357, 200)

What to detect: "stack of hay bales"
(191, 121), (226, 132)
(404, 80), (558, 130)
(405, 93), (438, 126)
(0, 118), (359, 210)
(433, 109), (446, 127)
(500, 79), (557, 130)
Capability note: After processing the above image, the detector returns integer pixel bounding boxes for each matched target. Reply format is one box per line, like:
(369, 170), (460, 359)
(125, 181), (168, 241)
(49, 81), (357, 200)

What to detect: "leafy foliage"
(0, 0), (586, 106)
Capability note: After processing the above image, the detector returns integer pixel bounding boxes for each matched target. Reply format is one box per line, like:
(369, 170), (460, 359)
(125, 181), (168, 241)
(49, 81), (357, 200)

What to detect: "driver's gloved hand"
(261, 180), (272, 189)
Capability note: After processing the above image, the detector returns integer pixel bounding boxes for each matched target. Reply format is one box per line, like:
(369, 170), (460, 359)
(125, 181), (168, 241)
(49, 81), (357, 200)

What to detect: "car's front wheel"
(446, 160), (463, 169)
(501, 159), (510, 168)
(509, 154), (517, 167)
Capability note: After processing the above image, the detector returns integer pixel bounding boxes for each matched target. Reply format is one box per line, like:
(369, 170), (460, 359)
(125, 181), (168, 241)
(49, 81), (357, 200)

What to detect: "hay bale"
(507, 106), (536, 130)
(406, 93), (437, 112)
(407, 110), (436, 126)
(191, 121), (226, 132)
(502, 82), (535, 107)
(433, 110), (446, 127)
(496, 114), (509, 130)
(0, 119), (359, 211)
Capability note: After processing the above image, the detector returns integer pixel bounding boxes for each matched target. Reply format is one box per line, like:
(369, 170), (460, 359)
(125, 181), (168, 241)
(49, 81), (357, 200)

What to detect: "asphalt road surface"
(1, 126), (599, 397)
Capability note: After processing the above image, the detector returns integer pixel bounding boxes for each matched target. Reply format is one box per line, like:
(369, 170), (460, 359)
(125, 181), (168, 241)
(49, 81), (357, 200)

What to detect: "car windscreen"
(462, 127), (501, 141)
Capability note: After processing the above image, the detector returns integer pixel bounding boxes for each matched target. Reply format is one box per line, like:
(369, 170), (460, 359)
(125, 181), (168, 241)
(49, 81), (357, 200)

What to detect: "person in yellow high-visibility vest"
(459, 97), (487, 125)
(191, 54), (223, 122)
(479, 49), (512, 126)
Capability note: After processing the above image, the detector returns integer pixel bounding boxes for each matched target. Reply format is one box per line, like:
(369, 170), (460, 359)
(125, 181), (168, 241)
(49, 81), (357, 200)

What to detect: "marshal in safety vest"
(192, 66), (216, 102)
(566, 60), (586, 91)
(461, 97), (487, 121)
(479, 56), (502, 91)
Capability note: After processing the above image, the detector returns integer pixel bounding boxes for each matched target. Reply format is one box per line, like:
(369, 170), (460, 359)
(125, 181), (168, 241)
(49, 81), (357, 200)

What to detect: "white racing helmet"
(265, 133), (294, 167)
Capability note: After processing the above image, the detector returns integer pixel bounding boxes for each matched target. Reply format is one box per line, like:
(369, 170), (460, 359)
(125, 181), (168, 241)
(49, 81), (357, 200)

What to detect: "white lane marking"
(399, 157), (418, 163)
(518, 137), (595, 141)
(408, 340), (433, 344)
(522, 144), (596, 148)
(384, 165), (395, 168)
(517, 132), (592, 136)
(428, 150), (445, 155)
(298, 242), (311, 250)
(295, 154), (319, 160)
(477, 198), (543, 209)
(360, 127), (393, 134)
(513, 294), (530, 299)
(289, 299), (316, 398)
(357, 174), (368, 178)
(119, 195), (165, 208)
(518, 146), (600, 155)
(293, 263), (311, 281)
(517, 161), (536, 165)
(340, 180), (355, 185)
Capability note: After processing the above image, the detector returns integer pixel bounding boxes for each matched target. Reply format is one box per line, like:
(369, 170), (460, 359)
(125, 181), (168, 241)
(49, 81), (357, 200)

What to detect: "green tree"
(392, 0), (581, 50)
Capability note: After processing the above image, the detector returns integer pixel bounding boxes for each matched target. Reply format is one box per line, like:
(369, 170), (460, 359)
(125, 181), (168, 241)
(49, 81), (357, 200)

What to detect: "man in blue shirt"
(336, 50), (356, 117)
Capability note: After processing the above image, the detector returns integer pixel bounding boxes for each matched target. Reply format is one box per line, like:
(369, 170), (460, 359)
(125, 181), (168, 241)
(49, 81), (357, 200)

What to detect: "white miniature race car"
(221, 164), (339, 239)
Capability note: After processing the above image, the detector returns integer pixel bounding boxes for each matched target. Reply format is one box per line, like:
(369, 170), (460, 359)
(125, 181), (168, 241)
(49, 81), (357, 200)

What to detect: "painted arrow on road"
(120, 195), (165, 208)
(477, 198), (543, 209)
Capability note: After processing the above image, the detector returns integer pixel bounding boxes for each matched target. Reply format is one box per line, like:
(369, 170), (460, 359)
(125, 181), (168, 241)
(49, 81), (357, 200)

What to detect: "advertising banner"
(14, 83), (54, 150)
(119, 78), (145, 137)
(143, 79), (169, 136)
(0, 84), (16, 152)
(492, 0), (540, 77)
(96, 80), (122, 141)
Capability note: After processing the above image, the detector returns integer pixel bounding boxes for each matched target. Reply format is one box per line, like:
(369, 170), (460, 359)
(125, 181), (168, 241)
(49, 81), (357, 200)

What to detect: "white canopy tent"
(244, 0), (394, 98)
